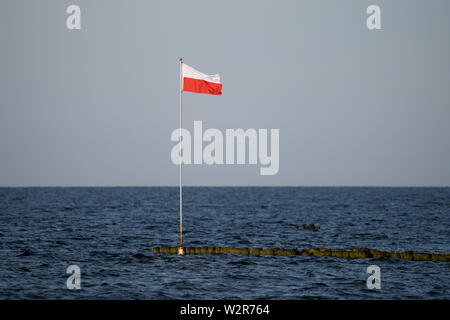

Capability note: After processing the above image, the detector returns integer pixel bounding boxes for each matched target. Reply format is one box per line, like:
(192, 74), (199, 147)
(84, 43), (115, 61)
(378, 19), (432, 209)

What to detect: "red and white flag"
(182, 63), (222, 95)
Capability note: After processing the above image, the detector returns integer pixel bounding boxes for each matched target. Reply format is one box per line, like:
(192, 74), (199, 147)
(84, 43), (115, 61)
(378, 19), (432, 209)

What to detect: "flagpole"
(178, 58), (185, 255)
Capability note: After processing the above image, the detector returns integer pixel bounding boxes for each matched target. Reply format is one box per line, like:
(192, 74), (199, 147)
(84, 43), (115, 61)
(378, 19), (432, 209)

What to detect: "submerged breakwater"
(154, 246), (450, 262)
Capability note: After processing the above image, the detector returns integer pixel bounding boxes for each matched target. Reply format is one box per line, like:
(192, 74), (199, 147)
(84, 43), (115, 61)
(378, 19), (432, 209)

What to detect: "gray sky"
(1, 0), (449, 186)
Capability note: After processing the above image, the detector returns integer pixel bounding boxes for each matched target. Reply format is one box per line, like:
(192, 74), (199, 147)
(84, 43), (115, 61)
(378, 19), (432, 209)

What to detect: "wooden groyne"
(153, 246), (449, 262)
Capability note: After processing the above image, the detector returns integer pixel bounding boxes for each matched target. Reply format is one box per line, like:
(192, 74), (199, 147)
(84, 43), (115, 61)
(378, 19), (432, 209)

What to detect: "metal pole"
(178, 58), (184, 255)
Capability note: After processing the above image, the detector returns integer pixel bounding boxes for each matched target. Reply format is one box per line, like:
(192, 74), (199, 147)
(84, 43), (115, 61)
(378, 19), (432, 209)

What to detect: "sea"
(0, 187), (449, 299)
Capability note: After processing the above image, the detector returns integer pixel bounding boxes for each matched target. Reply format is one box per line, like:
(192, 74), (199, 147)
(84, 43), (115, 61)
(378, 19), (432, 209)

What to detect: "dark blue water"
(0, 187), (449, 299)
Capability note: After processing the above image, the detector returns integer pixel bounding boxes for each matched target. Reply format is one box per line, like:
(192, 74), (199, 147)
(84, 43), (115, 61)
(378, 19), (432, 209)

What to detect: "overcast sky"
(1, 0), (449, 186)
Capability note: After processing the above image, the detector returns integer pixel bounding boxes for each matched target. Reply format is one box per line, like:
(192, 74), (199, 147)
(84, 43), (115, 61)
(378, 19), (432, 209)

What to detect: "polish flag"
(182, 63), (222, 95)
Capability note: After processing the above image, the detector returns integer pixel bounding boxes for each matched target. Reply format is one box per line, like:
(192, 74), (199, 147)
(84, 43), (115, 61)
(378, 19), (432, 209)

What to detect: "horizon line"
(0, 185), (449, 188)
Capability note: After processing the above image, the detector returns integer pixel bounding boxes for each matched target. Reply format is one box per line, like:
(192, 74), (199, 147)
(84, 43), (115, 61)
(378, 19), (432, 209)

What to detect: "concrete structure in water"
(153, 246), (450, 262)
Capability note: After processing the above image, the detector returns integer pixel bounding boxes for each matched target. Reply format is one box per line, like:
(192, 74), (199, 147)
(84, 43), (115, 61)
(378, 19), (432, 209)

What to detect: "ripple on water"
(0, 187), (449, 299)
